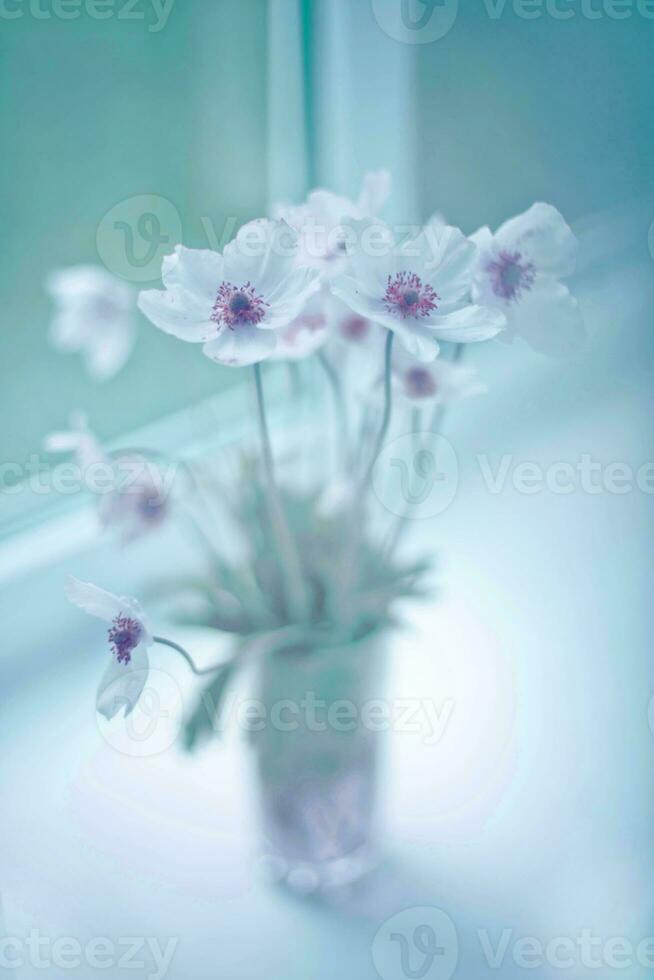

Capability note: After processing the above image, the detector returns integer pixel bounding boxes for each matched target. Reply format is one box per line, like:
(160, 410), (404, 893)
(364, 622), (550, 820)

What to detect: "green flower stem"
(361, 330), (394, 491)
(153, 636), (224, 676)
(253, 363), (310, 623)
(384, 343), (464, 558)
(316, 348), (349, 466)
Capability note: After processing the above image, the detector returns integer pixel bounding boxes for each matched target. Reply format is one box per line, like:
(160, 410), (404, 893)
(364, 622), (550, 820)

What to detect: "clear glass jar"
(251, 628), (387, 893)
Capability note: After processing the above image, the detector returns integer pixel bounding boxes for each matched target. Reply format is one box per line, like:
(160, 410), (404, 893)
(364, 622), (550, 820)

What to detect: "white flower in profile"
(332, 219), (505, 362)
(393, 347), (487, 406)
(66, 577), (154, 720)
(471, 202), (584, 357)
(269, 290), (329, 361)
(274, 170), (391, 277)
(45, 415), (170, 540)
(43, 411), (106, 470)
(46, 266), (135, 380)
(137, 220), (320, 367)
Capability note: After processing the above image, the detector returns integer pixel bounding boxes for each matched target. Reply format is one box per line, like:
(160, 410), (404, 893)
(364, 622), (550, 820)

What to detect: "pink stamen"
(384, 272), (438, 319)
(210, 281), (268, 329)
(107, 614), (142, 665)
(486, 250), (535, 302)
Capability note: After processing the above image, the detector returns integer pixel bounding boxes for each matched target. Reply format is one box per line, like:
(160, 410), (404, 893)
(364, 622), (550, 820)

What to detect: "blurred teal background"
(1, 3), (654, 979)
(2, 0), (653, 466)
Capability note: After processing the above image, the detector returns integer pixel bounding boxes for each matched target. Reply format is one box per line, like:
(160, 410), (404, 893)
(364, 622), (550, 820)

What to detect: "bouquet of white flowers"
(54, 172), (582, 891)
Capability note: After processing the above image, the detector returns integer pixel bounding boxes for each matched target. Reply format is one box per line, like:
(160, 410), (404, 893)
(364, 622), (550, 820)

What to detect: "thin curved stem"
(253, 364), (309, 622)
(384, 342), (464, 558)
(153, 636), (225, 676)
(317, 348), (349, 464)
(360, 331), (394, 491)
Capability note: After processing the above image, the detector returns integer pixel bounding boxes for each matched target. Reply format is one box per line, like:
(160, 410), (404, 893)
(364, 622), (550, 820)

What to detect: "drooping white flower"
(274, 171), (391, 277)
(392, 347), (487, 405)
(45, 416), (170, 540)
(470, 203), (584, 357)
(66, 577), (154, 719)
(43, 412), (106, 470)
(269, 290), (329, 361)
(99, 452), (171, 540)
(46, 266), (135, 380)
(137, 220), (320, 367)
(332, 219), (505, 362)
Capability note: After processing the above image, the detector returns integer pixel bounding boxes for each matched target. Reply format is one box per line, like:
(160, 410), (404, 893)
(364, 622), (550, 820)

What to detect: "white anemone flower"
(66, 577), (154, 720)
(274, 170), (391, 277)
(138, 220), (320, 368)
(332, 219), (505, 362)
(43, 412), (105, 470)
(393, 347), (487, 406)
(45, 416), (170, 540)
(470, 203), (584, 357)
(269, 290), (329, 361)
(47, 266), (135, 380)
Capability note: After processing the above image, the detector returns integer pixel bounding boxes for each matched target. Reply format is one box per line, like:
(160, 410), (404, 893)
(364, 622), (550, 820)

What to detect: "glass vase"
(251, 628), (387, 894)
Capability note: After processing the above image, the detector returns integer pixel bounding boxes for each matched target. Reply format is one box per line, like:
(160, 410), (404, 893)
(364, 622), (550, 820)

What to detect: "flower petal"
(269, 291), (329, 361)
(161, 245), (224, 303)
(83, 322), (135, 381)
(390, 322), (440, 362)
(505, 278), (585, 357)
(223, 219), (298, 293)
(138, 288), (214, 342)
(416, 224), (477, 303)
(66, 577), (125, 622)
(46, 265), (129, 303)
(48, 312), (88, 351)
(495, 203), (578, 279)
(263, 266), (321, 329)
(427, 304), (506, 342)
(66, 577), (151, 639)
(202, 324), (277, 367)
(96, 644), (149, 720)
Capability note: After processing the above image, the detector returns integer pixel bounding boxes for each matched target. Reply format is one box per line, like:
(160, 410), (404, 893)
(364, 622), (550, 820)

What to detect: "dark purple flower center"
(210, 281), (268, 329)
(486, 250), (535, 302)
(405, 366), (437, 399)
(384, 272), (438, 319)
(93, 295), (121, 320)
(107, 614), (142, 665)
(137, 492), (168, 526)
(340, 315), (370, 342)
